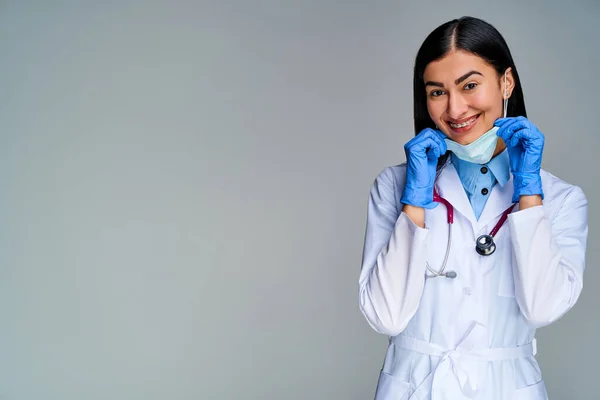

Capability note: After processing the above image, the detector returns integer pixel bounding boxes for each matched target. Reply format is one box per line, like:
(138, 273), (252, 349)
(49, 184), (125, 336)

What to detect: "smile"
(448, 115), (479, 129)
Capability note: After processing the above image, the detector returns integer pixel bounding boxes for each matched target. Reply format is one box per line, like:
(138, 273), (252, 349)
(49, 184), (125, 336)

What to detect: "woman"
(358, 16), (588, 400)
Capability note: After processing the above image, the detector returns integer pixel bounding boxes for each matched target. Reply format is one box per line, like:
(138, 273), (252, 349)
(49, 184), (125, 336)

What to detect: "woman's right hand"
(400, 128), (447, 210)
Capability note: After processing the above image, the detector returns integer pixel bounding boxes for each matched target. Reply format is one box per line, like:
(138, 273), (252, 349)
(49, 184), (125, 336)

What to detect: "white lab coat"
(359, 159), (588, 400)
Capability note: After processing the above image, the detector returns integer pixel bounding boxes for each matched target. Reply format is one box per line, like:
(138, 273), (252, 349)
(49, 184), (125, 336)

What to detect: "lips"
(446, 114), (480, 133)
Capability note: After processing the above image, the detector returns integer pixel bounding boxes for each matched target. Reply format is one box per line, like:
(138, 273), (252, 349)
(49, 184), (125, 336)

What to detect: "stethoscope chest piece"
(475, 234), (496, 256)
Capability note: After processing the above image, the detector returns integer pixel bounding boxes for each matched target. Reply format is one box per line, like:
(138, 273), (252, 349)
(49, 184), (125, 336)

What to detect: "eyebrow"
(424, 70), (484, 88)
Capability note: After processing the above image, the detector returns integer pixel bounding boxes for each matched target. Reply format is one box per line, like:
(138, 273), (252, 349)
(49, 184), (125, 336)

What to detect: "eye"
(464, 82), (478, 91)
(429, 89), (445, 98)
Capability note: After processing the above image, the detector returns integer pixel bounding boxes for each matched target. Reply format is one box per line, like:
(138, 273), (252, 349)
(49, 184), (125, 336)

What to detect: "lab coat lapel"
(435, 163), (478, 230)
(476, 174), (516, 231)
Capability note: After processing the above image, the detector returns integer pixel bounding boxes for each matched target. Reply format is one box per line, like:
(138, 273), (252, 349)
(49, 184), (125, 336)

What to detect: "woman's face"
(423, 50), (514, 145)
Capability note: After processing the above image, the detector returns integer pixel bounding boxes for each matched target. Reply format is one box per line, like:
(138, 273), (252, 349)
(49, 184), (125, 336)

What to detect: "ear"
(502, 67), (516, 99)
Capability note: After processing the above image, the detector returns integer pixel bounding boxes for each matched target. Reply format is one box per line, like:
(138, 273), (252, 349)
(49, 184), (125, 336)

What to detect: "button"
(480, 166), (488, 174)
(481, 188), (489, 195)
(463, 287), (472, 296)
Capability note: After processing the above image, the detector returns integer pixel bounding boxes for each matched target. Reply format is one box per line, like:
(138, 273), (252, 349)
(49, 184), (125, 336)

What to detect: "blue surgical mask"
(442, 70), (509, 165)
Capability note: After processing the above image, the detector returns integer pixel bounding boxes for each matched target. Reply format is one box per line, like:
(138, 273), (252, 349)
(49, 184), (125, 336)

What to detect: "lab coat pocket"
(374, 371), (410, 400)
(515, 380), (548, 399)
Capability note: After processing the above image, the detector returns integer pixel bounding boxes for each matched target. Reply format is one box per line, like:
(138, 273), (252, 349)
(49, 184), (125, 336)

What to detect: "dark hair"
(413, 16), (527, 136)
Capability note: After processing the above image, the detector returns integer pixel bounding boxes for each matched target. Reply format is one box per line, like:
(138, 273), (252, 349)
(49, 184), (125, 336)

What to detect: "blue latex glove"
(494, 116), (545, 202)
(400, 128), (447, 209)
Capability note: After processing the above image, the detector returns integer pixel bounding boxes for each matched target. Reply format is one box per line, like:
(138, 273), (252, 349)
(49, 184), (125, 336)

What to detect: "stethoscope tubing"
(425, 189), (516, 279)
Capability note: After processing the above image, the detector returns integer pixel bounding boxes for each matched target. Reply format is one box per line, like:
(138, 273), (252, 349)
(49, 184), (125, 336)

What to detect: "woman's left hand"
(494, 116), (545, 203)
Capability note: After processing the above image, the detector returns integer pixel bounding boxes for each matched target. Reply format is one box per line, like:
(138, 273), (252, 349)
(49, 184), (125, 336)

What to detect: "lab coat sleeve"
(358, 167), (430, 336)
(508, 186), (588, 328)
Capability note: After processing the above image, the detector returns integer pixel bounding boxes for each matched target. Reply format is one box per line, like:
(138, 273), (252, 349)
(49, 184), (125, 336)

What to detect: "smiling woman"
(358, 16), (588, 400)
(424, 53), (513, 145)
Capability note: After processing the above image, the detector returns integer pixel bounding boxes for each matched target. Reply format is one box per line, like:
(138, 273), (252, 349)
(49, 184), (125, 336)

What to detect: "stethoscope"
(426, 189), (516, 279)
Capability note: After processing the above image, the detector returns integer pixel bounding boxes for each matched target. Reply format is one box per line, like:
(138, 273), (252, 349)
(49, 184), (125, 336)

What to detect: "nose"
(446, 92), (469, 120)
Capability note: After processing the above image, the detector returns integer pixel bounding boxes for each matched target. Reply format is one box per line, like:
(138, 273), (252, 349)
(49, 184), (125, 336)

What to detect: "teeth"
(450, 117), (477, 128)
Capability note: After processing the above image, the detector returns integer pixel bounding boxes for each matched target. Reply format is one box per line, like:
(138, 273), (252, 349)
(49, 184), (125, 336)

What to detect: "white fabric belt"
(391, 329), (536, 400)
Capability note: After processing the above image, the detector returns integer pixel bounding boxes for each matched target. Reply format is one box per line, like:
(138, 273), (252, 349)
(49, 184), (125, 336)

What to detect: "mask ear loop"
(503, 70), (508, 118)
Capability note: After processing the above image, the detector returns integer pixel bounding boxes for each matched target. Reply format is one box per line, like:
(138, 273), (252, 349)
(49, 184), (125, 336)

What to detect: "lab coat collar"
(476, 178), (516, 231)
(435, 159), (515, 232)
(435, 162), (478, 229)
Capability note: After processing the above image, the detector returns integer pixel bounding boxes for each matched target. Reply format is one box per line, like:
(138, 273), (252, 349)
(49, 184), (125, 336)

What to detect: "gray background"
(0, 1), (598, 399)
